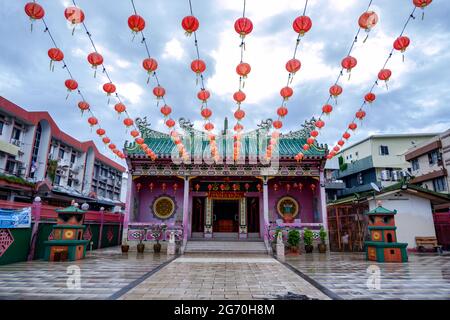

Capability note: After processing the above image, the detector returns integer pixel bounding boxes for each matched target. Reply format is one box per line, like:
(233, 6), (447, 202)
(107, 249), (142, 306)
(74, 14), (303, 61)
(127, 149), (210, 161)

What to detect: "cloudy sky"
(0, 0), (448, 164)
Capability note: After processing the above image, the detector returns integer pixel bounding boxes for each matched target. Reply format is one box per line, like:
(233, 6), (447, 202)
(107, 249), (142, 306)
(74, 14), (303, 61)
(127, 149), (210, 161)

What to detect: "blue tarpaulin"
(0, 207), (31, 228)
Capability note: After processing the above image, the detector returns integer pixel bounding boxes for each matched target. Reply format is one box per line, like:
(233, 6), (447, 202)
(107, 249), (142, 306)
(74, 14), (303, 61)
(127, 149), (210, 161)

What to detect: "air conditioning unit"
(380, 170), (391, 181)
(10, 139), (21, 147)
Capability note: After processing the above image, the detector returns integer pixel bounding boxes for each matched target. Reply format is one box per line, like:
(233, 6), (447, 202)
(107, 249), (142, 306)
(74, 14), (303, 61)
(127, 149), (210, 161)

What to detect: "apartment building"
(332, 133), (437, 198)
(0, 96), (125, 207)
(405, 129), (450, 194)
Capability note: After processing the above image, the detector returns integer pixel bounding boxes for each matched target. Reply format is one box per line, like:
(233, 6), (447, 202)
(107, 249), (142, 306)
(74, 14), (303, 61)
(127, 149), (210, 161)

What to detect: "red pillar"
(27, 198), (42, 261)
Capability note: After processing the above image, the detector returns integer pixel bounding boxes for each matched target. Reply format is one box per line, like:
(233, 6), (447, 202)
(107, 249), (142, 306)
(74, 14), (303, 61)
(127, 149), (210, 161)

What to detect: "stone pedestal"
(167, 231), (176, 255)
(276, 243), (285, 261)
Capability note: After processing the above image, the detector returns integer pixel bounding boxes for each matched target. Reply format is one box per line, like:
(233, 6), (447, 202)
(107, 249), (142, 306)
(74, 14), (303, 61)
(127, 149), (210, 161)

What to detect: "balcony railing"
(333, 156), (374, 179)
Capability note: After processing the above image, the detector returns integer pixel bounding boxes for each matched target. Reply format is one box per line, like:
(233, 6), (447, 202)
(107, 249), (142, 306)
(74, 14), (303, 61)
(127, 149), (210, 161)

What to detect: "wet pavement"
(285, 252), (450, 300)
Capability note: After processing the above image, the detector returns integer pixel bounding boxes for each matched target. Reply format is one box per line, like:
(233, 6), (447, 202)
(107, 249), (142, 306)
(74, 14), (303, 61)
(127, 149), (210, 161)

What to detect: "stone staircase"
(184, 240), (268, 254)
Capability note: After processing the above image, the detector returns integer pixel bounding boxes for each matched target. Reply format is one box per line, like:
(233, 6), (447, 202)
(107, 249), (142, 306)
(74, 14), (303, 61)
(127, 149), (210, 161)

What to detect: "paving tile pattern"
(0, 247), (171, 300)
(285, 252), (450, 300)
(120, 253), (330, 300)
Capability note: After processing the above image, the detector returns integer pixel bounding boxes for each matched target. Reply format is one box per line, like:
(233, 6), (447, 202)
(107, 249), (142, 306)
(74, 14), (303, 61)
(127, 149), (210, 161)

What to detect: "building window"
(428, 150), (438, 165)
(58, 148), (65, 160)
(30, 123), (42, 178)
(70, 152), (76, 164)
(433, 177), (447, 192)
(54, 175), (61, 185)
(379, 145), (389, 156)
(0, 121), (3, 135)
(67, 178), (73, 187)
(411, 159), (420, 171)
(5, 156), (16, 174)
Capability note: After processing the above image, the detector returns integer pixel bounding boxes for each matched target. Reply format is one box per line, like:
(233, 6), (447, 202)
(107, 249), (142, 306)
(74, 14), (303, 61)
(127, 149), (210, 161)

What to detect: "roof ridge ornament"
(282, 117), (318, 139)
(136, 117), (169, 138)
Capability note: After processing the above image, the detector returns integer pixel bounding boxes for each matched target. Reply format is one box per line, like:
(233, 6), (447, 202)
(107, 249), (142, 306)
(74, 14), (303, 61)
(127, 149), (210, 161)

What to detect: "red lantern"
(96, 128), (106, 136)
(191, 59), (206, 74)
(348, 122), (358, 131)
(24, 2), (45, 32)
(233, 91), (246, 104)
(103, 83), (116, 100)
(343, 132), (351, 140)
(310, 130), (319, 138)
(201, 108), (212, 119)
(307, 137), (315, 145)
(166, 119), (175, 128)
(64, 79), (78, 99)
(378, 69), (392, 89)
(303, 144), (310, 151)
(234, 109), (246, 121)
(236, 63), (251, 78)
(273, 120), (283, 130)
(413, 0), (433, 19)
(358, 11), (378, 32)
(322, 104), (333, 115)
(88, 117), (98, 127)
(204, 122), (214, 131)
(108, 144), (116, 150)
(295, 153), (304, 162)
(329, 84), (343, 102)
(135, 138), (144, 145)
(234, 123), (244, 132)
(128, 14), (146, 34)
(182, 16), (199, 36)
(130, 130), (139, 138)
(64, 6), (85, 35)
(394, 36), (411, 62)
(286, 58), (301, 74)
(273, 184), (279, 192)
(114, 103), (126, 115)
(197, 89), (210, 102)
(102, 137), (111, 144)
(78, 101), (90, 113)
(365, 93), (376, 104)
(315, 120), (325, 129)
(277, 106), (288, 118)
(333, 146), (340, 152)
(338, 140), (345, 147)
(342, 56), (357, 79)
(160, 105), (172, 117)
(123, 118), (134, 128)
(280, 86), (294, 100)
(310, 184), (316, 192)
(234, 17), (253, 38)
(48, 48), (64, 71)
(142, 58), (158, 83)
(292, 16), (312, 36)
(153, 86), (166, 99)
(87, 52), (104, 78)
(356, 110), (366, 120)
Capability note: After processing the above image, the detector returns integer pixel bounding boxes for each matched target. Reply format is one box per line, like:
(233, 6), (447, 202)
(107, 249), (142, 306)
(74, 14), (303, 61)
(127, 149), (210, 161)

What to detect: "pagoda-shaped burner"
(43, 205), (90, 262)
(365, 204), (408, 263)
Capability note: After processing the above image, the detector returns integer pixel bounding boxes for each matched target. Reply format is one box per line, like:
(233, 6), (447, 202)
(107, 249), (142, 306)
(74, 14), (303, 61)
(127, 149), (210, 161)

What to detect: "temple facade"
(123, 118), (328, 252)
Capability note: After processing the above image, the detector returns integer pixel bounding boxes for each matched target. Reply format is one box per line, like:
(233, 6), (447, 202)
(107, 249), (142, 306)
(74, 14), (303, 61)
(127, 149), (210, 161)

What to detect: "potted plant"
(121, 239), (130, 253)
(318, 226), (327, 253)
(287, 229), (301, 254)
(137, 228), (146, 253)
(303, 228), (314, 253)
(150, 224), (167, 253)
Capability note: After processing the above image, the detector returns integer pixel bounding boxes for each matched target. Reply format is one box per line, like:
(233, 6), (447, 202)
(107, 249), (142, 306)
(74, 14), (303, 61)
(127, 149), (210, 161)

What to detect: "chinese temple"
(123, 117), (328, 252)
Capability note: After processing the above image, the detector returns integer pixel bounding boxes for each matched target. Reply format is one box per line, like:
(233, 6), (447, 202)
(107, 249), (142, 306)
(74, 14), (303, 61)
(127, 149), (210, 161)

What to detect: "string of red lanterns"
(232, 0), (253, 161)
(67, 0), (156, 160)
(327, 1), (429, 160)
(266, 0), (311, 161)
(128, 0), (189, 161)
(183, 0), (218, 160)
(24, 2), (124, 159)
(294, 0), (377, 162)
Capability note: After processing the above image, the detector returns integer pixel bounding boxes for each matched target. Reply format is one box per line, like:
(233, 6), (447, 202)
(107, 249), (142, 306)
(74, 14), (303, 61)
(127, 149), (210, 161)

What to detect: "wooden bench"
(415, 237), (442, 253)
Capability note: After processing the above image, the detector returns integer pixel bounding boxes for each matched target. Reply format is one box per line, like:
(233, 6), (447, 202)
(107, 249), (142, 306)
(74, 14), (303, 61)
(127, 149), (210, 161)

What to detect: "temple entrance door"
(213, 200), (239, 234)
(247, 197), (260, 236)
(192, 197), (206, 234)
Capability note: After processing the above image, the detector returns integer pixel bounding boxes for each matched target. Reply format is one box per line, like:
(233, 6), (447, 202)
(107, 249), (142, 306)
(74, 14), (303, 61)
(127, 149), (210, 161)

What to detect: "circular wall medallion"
(276, 196), (299, 218)
(152, 196), (176, 219)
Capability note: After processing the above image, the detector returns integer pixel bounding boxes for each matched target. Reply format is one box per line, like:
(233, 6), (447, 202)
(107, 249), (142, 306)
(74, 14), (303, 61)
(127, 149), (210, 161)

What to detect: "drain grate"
(268, 291), (318, 300)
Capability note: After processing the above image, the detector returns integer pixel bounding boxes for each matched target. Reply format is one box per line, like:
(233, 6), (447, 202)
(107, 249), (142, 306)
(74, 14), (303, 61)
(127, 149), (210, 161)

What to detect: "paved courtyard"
(285, 252), (450, 300)
(0, 247), (449, 300)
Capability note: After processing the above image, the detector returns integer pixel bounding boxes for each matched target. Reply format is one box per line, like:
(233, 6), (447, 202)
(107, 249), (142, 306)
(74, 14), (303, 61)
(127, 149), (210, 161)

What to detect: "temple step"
(184, 240), (268, 254)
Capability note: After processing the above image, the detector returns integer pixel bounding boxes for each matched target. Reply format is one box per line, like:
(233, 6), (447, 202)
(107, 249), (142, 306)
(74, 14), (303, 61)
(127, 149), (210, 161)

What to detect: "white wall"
(369, 192), (436, 248)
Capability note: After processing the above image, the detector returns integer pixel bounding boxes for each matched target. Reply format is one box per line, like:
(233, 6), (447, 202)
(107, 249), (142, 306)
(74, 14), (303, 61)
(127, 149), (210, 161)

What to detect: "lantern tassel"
(385, 81), (389, 90)
(348, 71), (352, 81)
(94, 68), (97, 78)
(131, 31), (136, 42)
(402, 54), (405, 63)
(363, 34), (369, 43)
(422, 11), (425, 21)
(49, 60), (53, 71)
(72, 27), (76, 36)
(30, 21), (33, 33)
(66, 92), (70, 100)
(146, 76), (150, 84)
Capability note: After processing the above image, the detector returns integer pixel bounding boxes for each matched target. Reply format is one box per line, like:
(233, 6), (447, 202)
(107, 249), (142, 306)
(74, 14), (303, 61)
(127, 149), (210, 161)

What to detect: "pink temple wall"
(132, 178), (185, 227)
(268, 178), (320, 224)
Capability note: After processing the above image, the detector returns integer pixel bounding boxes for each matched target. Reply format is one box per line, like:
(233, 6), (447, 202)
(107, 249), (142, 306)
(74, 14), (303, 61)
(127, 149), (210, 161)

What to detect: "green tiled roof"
(366, 206), (397, 215)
